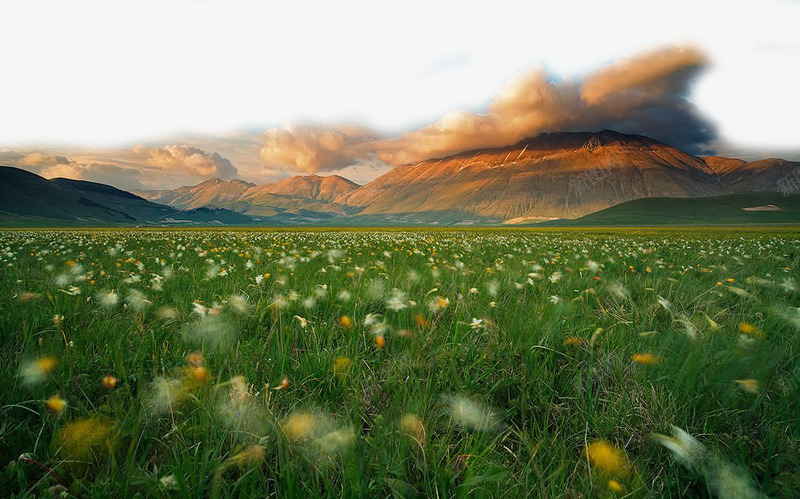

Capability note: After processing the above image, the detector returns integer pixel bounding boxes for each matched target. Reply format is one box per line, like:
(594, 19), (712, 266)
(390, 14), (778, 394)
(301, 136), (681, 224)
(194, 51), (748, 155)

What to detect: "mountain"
(5, 131), (799, 227)
(0, 166), (257, 226)
(0, 166), (138, 224)
(708, 157), (800, 194)
(135, 174), (360, 218)
(132, 178), (255, 210)
(337, 130), (725, 221)
(550, 192), (800, 226)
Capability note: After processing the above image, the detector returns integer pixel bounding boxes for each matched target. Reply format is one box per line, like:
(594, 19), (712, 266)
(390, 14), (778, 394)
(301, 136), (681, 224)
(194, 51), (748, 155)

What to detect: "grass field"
(1, 228), (799, 497)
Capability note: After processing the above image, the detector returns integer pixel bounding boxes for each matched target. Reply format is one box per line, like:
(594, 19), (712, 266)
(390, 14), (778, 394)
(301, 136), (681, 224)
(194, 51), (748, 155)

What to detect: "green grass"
(1, 228), (799, 497)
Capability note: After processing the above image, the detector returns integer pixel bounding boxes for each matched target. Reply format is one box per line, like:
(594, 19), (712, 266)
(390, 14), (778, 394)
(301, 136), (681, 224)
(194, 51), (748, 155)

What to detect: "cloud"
(40, 162), (147, 190)
(370, 45), (714, 163)
(258, 124), (374, 173)
(580, 47), (707, 105)
(136, 144), (238, 179)
(259, 45), (712, 168)
(2, 146), (240, 191)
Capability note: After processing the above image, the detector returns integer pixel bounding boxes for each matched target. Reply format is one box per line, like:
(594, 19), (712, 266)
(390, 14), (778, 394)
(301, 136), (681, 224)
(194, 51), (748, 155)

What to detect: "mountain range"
(2, 130), (799, 226)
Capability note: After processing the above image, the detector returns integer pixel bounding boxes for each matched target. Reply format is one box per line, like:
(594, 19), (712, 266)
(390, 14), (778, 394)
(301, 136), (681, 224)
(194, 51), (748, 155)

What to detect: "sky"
(1, 0), (799, 190)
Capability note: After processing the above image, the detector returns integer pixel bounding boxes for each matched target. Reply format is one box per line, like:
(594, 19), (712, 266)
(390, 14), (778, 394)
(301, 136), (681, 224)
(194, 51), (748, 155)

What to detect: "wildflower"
(226, 294), (248, 314)
(156, 306), (179, 319)
(586, 440), (627, 476)
(734, 379), (759, 394)
(294, 315), (308, 328)
(97, 290), (119, 308)
(738, 322), (764, 339)
(102, 375), (119, 389)
(340, 315), (353, 330)
(333, 356), (352, 377)
(188, 366), (209, 382)
(159, 475), (177, 489)
(445, 395), (501, 431)
(187, 351), (205, 366)
(399, 413), (426, 442)
(269, 295), (288, 310)
(632, 353), (660, 365)
(125, 289), (152, 312)
(283, 412), (317, 441)
(54, 416), (113, 462)
(316, 428), (355, 455)
(18, 292), (41, 303)
(652, 426), (763, 498)
(415, 314), (430, 328)
(469, 318), (484, 330)
(564, 336), (584, 346)
(273, 376), (289, 391)
(20, 356), (57, 385)
(375, 335), (386, 349)
(607, 479), (625, 493)
(45, 394), (67, 413)
(222, 445), (266, 470)
(386, 289), (408, 311)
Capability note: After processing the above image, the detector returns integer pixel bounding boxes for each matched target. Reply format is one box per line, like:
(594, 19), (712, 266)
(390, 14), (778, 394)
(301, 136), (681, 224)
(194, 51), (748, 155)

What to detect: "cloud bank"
(137, 145), (238, 179)
(256, 45), (715, 170)
(3, 145), (239, 190)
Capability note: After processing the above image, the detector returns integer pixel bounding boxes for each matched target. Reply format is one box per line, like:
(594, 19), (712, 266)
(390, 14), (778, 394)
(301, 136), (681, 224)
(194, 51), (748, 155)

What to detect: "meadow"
(0, 228), (798, 497)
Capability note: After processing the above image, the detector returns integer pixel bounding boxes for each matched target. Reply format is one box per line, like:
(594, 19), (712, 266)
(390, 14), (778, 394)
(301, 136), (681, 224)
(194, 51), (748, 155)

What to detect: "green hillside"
(0, 166), (258, 226)
(557, 192), (800, 226)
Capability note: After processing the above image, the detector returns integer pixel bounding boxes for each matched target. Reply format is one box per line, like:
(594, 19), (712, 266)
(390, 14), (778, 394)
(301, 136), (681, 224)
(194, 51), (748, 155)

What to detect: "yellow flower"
(632, 353), (660, 366)
(400, 413), (426, 442)
(734, 379), (759, 394)
(21, 356), (58, 386)
(54, 416), (113, 461)
(586, 440), (627, 475)
(46, 395), (67, 413)
(340, 315), (353, 330)
(225, 445), (265, 469)
(188, 366), (209, 382)
(186, 351), (205, 366)
(375, 335), (386, 349)
(607, 479), (625, 493)
(333, 356), (352, 377)
(36, 356), (58, 373)
(414, 314), (430, 329)
(102, 375), (119, 389)
(564, 336), (584, 346)
(738, 322), (764, 339)
(282, 412), (317, 441)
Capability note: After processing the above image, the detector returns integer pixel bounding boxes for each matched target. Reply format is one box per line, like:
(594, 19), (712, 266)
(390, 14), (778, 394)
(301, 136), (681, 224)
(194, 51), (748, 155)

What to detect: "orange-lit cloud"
(258, 124), (374, 173)
(2, 144), (240, 190)
(581, 47), (707, 104)
(258, 45), (713, 169)
(136, 144), (238, 179)
(373, 45), (712, 164)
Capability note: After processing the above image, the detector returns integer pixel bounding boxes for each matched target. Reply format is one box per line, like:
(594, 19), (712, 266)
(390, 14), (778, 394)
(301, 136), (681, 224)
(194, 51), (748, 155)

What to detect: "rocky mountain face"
(135, 174), (360, 217)
(338, 130), (730, 221)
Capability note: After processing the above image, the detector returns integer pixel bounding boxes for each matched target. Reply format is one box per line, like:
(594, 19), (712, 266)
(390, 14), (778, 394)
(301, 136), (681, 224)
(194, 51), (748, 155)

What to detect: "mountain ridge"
(6, 130), (800, 225)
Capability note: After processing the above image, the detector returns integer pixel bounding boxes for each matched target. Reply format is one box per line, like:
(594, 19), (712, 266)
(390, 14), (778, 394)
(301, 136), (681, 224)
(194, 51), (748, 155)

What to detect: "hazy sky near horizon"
(1, 0), (799, 189)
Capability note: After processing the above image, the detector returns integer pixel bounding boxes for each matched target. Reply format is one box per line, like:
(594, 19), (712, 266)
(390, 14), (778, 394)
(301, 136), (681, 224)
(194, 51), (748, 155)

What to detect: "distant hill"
(551, 192), (800, 226)
(0, 166), (258, 226)
(133, 174), (360, 218)
(132, 178), (256, 210)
